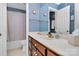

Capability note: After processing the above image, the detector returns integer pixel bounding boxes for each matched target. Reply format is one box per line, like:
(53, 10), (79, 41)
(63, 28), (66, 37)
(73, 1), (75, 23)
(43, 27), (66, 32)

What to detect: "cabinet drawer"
(36, 50), (43, 56)
(32, 39), (38, 46)
(32, 50), (37, 56)
(36, 42), (46, 55)
(32, 39), (46, 55)
(31, 45), (42, 56)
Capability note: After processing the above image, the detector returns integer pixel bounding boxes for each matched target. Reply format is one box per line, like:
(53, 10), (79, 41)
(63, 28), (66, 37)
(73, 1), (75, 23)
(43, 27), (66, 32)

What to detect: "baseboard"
(7, 40), (27, 50)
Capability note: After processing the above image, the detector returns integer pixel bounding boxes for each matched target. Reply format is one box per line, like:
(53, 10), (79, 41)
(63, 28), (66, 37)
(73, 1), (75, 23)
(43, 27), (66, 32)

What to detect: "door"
(0, 3), (7, 56)
(75, 4), (79, 30)
(56, 6), (70, 34)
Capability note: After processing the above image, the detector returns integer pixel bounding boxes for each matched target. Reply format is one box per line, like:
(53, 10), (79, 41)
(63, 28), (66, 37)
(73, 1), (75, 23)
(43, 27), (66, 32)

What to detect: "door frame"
(48, 7), (58, 32)
(0, 3), (7, 56)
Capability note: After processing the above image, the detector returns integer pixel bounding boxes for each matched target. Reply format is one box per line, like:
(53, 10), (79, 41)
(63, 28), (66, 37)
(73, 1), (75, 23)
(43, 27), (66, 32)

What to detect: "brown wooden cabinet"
(31, 38), (46, 56)
(28, 36), (60, 56)
(47, 49), (57, 56)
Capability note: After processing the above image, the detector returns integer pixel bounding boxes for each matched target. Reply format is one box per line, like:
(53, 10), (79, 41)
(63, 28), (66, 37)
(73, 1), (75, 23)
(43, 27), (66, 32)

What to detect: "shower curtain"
(7, 11), (26, 41)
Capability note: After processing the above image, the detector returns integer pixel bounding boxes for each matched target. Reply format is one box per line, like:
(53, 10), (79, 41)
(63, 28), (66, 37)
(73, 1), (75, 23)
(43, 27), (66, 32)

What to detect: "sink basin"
(68, 35), (79, 46)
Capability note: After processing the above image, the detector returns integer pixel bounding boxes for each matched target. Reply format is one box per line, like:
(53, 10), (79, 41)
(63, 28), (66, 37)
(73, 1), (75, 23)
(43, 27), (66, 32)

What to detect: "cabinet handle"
(33, 52), (36, 54)
(34, 44), (37, 46)
(35, 54), (38, 56)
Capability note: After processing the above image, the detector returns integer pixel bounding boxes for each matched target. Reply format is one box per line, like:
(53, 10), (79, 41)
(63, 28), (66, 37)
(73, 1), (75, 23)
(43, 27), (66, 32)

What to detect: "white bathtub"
(7, 40), (28, 56)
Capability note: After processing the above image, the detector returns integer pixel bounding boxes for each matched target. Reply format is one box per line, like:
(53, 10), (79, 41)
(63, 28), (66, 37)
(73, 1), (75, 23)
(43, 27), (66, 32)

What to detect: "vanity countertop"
(29, 32), (79, 56)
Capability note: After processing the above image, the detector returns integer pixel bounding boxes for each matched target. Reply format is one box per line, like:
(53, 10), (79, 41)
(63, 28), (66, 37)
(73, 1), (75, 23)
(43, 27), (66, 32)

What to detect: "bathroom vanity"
(28, 32), (79, 56)
(28, 36), (60, 56)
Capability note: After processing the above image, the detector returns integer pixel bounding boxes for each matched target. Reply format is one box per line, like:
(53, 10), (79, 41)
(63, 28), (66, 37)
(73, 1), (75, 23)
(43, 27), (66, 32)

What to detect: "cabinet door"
(47, 49), (56, 56)
(36, 42), (46, 56)
(0, 3), (7, 56)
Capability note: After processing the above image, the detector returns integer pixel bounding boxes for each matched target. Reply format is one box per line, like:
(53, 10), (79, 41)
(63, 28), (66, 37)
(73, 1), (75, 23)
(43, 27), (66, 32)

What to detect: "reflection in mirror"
(48, 6), (70, 34)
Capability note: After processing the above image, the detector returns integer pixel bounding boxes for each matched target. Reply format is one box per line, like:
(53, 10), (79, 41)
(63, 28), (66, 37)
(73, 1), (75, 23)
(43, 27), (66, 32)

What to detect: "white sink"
(68, 35), (79, 46)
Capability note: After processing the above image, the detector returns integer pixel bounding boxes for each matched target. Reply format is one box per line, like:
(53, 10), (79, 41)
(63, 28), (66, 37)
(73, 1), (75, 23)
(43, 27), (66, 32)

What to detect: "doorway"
(48, 7), (57, 33)
(49, 11), (56, 33)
